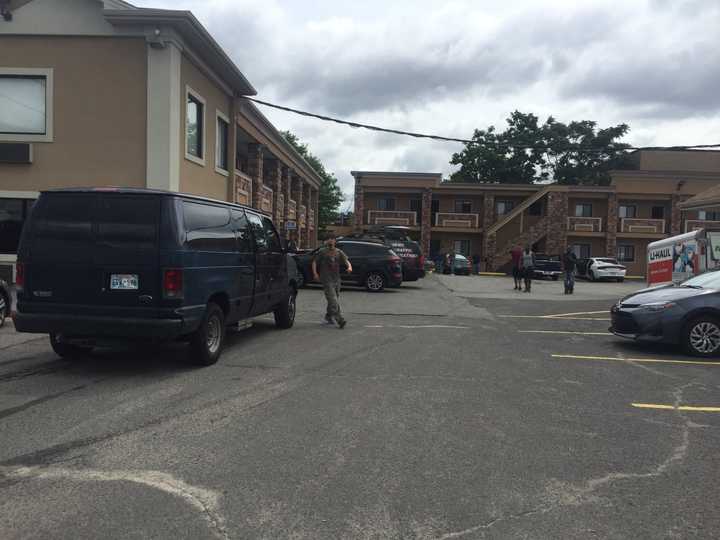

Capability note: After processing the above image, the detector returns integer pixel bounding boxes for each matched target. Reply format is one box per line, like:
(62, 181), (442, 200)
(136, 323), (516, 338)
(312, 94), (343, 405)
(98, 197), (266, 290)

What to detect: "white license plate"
(110, 274), (139, 290)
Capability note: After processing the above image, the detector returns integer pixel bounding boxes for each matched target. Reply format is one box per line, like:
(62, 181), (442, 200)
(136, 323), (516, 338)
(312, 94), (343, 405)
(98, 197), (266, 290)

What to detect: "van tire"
(0, 290), (8, 328)
(274, 290), (297, 329)
(189, 303), (225, 366)
(49, 334), (92, 359)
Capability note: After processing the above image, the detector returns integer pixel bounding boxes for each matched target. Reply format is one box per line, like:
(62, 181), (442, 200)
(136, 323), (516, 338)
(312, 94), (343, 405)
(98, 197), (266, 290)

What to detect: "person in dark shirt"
(562, 247), (578, 294)
(510, 245), (523, 290)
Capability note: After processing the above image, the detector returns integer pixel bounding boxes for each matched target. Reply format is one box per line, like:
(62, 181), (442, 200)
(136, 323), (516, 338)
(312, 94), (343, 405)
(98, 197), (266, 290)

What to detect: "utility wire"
(244, 96), (720, 153)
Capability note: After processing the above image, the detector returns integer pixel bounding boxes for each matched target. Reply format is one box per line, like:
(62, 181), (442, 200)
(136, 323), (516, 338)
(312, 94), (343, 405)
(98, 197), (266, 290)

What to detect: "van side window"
(261, 217), (282, 253)
(231, 210), (252, 253)
(183, 201), (234, 252)
(246, 212), (268, 252)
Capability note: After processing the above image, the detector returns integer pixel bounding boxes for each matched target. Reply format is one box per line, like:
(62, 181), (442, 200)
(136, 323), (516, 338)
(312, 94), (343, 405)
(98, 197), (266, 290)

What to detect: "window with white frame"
(619, 205), (636, 218)
(185, 88), (205, 164)
(575, 203), (592, 217)
(0, 68), (53, 142)
(496, 200), (514, 215)
(572, 243), (591, 259)
(699, 210), (720, 221)
(215, 112), (229, 173)
(617, 244), (635, 262)
(377, 198), (396, 211)
(454, 200), (472, 213)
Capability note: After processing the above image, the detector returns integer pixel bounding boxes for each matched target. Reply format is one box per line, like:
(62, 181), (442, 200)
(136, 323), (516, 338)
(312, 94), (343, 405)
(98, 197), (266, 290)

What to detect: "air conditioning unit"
(0, 143), (32, 164)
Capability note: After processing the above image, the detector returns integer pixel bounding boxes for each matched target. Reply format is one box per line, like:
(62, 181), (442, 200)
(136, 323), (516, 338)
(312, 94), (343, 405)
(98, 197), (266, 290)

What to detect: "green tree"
(282, 131), (344, 229)
(449, 111), (631, 185)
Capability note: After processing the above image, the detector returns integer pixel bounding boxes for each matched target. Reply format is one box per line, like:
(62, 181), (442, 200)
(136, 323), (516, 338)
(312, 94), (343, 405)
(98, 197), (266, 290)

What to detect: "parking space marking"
(364, 325), (470, 329)
(500, 315), (611, 321)
(544, 310), (609, 318)
(519, 330), (612, 336)
(552, 354), (720, 367)
(632, 403), (720, 412)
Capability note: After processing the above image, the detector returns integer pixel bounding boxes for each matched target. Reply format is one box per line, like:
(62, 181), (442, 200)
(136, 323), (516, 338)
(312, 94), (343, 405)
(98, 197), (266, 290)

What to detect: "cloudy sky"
(144, 0), (720, 210)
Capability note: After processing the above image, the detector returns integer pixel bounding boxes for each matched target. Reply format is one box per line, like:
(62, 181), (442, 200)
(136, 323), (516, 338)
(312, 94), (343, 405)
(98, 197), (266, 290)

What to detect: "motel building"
(0, 0), (322, 282)
(352, 150), (720, 277)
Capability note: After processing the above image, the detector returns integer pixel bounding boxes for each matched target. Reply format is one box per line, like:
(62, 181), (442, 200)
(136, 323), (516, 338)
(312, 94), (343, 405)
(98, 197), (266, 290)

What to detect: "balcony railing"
(435, 212), (480, 228)
(287, 199), (297, 220)
(567, 216), (603, 232)
(367, 210), (417, 226)
(309, 208), (315, 229)
(235, 171), (252, 206)
(299, 205), (307, 228)
(621, 218), (665, 234)
(686, 219), (720, 232)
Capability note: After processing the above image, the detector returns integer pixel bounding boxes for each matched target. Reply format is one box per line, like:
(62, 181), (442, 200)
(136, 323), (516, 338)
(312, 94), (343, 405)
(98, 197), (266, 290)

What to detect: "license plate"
(110, 274), (139, 290)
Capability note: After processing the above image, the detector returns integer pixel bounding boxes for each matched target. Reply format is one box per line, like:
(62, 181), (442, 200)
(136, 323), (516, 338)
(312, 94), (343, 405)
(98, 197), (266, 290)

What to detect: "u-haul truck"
(647, 228), (720, 286)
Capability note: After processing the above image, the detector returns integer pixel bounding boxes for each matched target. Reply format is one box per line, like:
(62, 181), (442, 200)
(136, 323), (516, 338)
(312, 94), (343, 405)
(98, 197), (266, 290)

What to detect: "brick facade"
(544, 191), (568, 255)
(606, 192), (618, 258)
(354, 183), (364, 231)
(421, 188), (432, 255)
(671, 194), (682, 235)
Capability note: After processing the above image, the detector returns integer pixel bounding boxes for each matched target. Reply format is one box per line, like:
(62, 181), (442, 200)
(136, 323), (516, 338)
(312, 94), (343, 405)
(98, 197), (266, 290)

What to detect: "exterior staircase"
(484, 185), (557, 271)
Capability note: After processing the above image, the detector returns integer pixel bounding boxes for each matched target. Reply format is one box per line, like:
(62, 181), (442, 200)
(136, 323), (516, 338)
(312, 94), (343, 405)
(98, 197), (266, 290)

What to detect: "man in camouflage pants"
(312, 234), (352, 329)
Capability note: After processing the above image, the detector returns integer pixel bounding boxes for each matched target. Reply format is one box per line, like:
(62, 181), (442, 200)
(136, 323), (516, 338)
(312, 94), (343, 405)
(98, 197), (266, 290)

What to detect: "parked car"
(533, 253), (562, 280)
(610, 270), (720, 356)
(339, 225), (425, 282)
(0, 278), (10, 328)
(13, 188), (299, 366)
(451, 254), (471, 275)
(424, 258), (436, 273)
(294, 240), (403, 291)
(577, 257), (627, 282)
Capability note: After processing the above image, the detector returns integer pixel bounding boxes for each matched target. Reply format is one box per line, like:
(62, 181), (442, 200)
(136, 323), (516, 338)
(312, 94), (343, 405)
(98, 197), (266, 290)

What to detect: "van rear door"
(27, 192), (161, 312)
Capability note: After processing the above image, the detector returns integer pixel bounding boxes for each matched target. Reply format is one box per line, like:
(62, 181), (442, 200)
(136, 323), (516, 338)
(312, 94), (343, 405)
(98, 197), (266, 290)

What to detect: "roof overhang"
(104, 8), (256, 96)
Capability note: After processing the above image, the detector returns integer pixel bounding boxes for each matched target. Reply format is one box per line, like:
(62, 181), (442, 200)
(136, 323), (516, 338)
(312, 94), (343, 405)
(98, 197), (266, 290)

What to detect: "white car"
(578, 257), (627, 282)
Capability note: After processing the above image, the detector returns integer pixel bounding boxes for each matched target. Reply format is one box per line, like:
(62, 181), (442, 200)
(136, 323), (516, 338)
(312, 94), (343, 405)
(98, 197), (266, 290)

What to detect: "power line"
(243, 96), (720, 153)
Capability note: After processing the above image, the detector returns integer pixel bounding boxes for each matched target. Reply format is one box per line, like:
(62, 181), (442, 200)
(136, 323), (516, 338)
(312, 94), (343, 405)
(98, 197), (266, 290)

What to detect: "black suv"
(14, 188), (298, 366)
(339, 226), (425, 282)
(295, 240), (403, 291)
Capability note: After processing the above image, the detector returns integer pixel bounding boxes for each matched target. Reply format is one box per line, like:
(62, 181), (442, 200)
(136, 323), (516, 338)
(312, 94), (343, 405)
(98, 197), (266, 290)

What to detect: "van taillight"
(15, 263), (24, 290)
(163, 269), (183, 299)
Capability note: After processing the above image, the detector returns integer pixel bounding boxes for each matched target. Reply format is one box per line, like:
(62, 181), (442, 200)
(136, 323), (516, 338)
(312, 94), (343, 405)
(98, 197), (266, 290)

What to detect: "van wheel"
(365, 272), (386, 292)
(49, 334), (92, 359)
(274, 290), (297, 329)
(683, 316), (720, 357)
(189, 303), (225, 366)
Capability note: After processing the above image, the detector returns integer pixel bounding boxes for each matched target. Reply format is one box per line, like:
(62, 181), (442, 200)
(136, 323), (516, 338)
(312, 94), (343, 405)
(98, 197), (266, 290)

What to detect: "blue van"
(14, 188), (298, 366)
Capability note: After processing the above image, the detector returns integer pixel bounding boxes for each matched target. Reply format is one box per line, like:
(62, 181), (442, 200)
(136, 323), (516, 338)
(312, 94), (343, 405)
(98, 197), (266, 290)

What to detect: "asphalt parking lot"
(1, 275), (720, 539)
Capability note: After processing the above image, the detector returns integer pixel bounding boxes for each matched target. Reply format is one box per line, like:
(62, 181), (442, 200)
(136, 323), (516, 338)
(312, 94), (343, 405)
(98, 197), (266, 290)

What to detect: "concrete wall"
(179, 55), (232, 201)
(613, 175), (720, 196)
(614, 238), (650, 276)
(639, 151), (720, 173)
(0, 36), (147, 190)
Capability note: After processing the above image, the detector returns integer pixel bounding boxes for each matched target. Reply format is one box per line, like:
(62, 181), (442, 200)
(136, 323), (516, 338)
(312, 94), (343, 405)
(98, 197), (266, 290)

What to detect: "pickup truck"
(532, 254), (562, 280)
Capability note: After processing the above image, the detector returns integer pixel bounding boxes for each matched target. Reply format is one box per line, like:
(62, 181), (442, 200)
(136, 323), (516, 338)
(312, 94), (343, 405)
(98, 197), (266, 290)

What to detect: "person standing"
(472, 253), (481, 275)
(286, 232), (298, 253)
(562, 247), (578, 294)
(312, 234), (353, 329)
(521, 245), (536, 293)
(510, 245), (523, 290)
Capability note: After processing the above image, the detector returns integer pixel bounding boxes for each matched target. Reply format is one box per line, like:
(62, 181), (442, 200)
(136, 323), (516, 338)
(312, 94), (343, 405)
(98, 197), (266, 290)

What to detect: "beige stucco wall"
(179, 55), (232, 201)
(613, 175), (720, 195)
(0, 36), (147, 190)
(639, 151), (720, 173)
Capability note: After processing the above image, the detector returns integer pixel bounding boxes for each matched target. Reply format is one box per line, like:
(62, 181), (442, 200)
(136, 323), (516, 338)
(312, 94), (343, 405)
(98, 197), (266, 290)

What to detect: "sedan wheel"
(685, 318), (720, 357)
(365, 272), (386, 292)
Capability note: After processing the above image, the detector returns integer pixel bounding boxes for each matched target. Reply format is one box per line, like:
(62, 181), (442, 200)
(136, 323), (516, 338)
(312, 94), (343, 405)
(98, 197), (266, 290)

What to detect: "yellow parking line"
(632, 403), (720, 412)
(519, 330), (611, 336)
(552, 354), (720, 366)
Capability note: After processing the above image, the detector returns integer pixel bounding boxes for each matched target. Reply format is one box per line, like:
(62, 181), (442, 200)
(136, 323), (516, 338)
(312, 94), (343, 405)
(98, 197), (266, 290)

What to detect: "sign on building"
(285, 220), (297, 230)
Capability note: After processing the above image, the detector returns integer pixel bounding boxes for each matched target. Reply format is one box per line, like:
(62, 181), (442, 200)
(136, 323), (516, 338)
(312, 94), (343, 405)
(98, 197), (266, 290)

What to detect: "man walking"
(472, 253), (481, 275)
(312, 234), (352, 329)
(521, 245), (536, 293)
(510, 244), (523, 290)
(562, 246), (578, 294)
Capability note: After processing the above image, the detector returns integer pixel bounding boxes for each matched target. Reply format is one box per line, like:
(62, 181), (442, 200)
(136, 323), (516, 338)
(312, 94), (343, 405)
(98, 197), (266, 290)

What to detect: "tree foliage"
(449, 111), (632, 185)
(282, 131), (344, 228)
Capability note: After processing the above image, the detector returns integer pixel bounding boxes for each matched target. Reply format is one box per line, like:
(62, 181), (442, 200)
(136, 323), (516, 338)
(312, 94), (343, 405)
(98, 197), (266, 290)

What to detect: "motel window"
(410, 199), (422, 223)
(572, 244), (591, 259)
(496, 200), (515, 216)
(454, 239), (471, 256)
(216, 113), (229, 173)
(455, 200), (472, 213)
(0, 69), (53, 142)
(619, 205), (636, 219)
(186, 88), (205, 163)
(618, 244), (635, 263)
(0, 198), (36, 254)
(651, 206), (665, 220)
(575, 203), (592, 217)
(699, 210), (720, 221)
(377, 198), (396, 211)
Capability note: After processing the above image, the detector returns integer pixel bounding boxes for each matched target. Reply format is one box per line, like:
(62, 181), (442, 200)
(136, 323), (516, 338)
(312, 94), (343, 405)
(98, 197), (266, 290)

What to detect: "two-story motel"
(352, 150), (720, 276)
